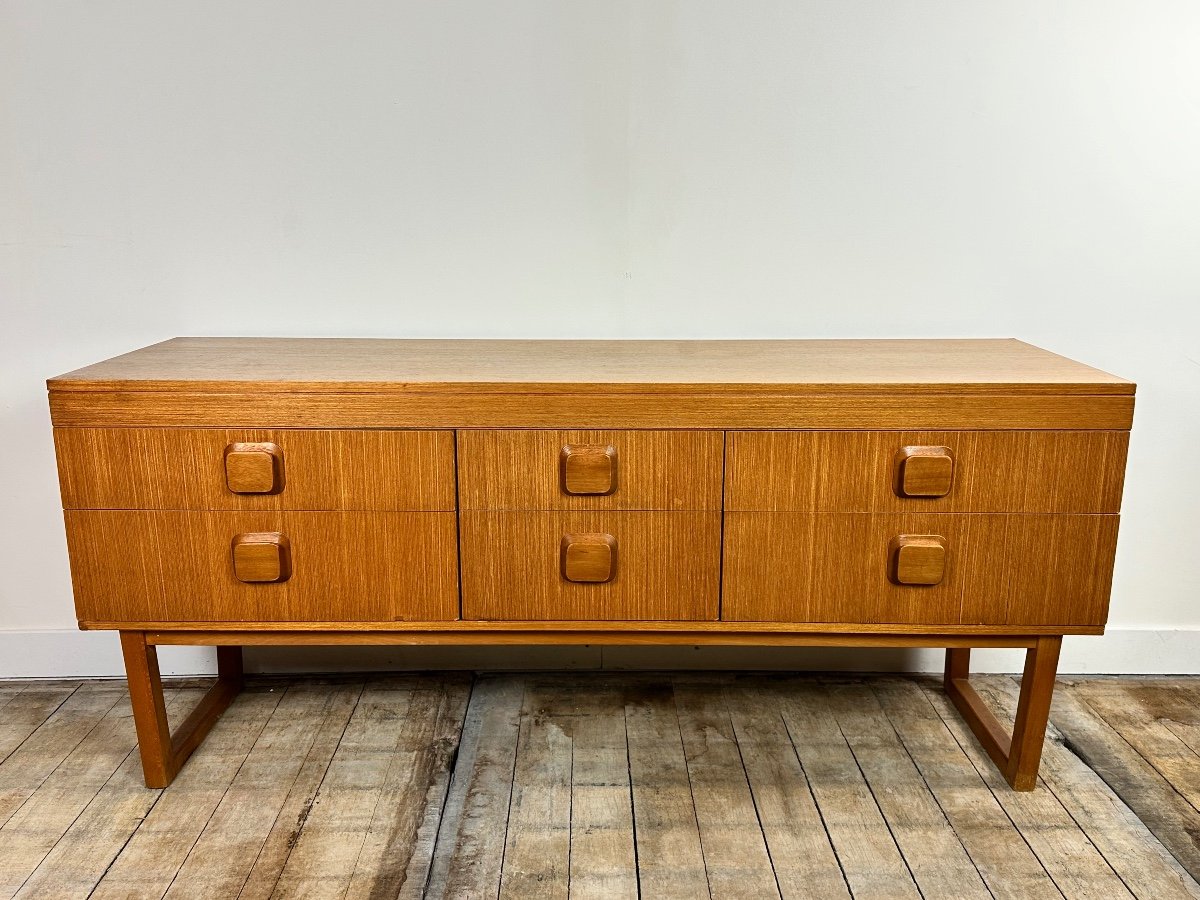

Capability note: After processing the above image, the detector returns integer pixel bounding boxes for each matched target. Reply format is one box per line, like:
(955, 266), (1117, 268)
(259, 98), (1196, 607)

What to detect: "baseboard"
(0, 627), (1196, 678)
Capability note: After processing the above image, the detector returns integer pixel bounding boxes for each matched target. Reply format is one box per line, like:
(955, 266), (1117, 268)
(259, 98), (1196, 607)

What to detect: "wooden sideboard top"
(47, 338), (1133, 430)
(49, 337), (1131, 395)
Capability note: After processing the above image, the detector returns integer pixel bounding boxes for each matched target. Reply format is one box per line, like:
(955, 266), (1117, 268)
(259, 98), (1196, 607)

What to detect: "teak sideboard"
(48, 338), (1134, 790)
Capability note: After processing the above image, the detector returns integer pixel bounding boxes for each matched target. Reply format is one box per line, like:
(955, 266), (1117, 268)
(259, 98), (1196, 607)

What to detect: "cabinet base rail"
(118, 628), (1063, 791)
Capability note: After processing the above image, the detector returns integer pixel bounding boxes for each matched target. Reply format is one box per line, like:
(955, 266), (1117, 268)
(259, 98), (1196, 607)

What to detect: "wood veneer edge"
(78, 619), (1102, 636)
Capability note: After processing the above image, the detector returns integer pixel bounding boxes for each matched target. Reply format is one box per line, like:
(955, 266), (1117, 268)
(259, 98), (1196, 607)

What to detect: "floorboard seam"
(158, 686), (286, 899)
(837, 719), (926, 899)
(622, 699), (642, 900)
(669, 677), (716, 900)
(0, 688), (124, 835)
(244, 681), (365, 900)
(777, 708), (852, 898)
(1048, 686), (1200, 889)
(494, 677), (527, 900)
(1070, 687), (1200, 819)
(724, 690), (784, 900)
(232, 682), (341, 899)
(407, 675), (473, 900)
(915, 678), (1066, 897)
(0, 683), (83, 769)
(869, 681), (996, 899)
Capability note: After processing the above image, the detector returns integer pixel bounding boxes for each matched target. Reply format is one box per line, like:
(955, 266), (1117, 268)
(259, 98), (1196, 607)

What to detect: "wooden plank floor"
(1, 673), (1198, 899)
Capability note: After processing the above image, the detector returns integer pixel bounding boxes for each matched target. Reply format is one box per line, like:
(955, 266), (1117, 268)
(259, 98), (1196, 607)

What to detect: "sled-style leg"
(120, 630), (243, 788)
(944, 635), (1062, 791)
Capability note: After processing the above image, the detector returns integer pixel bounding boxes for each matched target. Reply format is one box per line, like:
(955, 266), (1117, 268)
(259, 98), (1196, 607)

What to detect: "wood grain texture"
(944, 640), (1062, 791)
(895, 445), (955, 497)
(66, 510), (459, 622)
(19, 687), (281, 900)
(425, 677), (525, 900)
(1049, 680), (1200, 888)
(0, 686), (194, 897)
(457, 429), (723, 510)
(11, 674), (1200, 899)
(724, 683), (851, 898)
(727, 430), (1129, 512)
(156, 683), (351, 899)
(723, 512), (1119, 625)
(497, 691), (573, 898)
(48, 388), (1135, 430)
(95, 620), (1088, 637)
(560, 443), (617, 495)
(265, 676), (471, 900)
(230, 533), (290, 583)
(560, 533), (618, 583)
(672, 681), (784, 897)
(460, 511), (720, 621)
(823, 681), (993, 897)
(624, 682), (711, 898)
(223, 442), (283, 494)
(560, 686), (638, 900)
(140, 630), (1058, 647)
(119, 633), (243, 788)
(955, 677), (1200, 897)
(54, 427), (456, 511)
(777, 679), (923, 899)
(871, 678), (1076, 898)
(889, 534), (948, 585)
(48, 337), (1131, 393)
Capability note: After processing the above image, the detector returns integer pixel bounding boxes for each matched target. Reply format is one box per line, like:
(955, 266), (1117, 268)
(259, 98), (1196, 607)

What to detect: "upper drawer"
(54, 428), (456, 511)
(725, 430), (1128, 513)
(457, 430), (723, 510)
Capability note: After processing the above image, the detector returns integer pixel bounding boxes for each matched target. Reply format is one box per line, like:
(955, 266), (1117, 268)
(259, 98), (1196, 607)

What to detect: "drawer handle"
(560, 533), (617, 583)
(894, 446), (954, 498)
(225, 442), (285, 494)
(888, 534), (947, 585)
(560, 444), (618, 496)
(231, 532), (292, 583)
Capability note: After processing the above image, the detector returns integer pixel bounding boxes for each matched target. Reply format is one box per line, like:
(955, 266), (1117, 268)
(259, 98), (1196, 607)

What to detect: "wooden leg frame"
(120, 631), (244, 788)
(943, 635), (1062, 791)
(117, 629), (1061, 791)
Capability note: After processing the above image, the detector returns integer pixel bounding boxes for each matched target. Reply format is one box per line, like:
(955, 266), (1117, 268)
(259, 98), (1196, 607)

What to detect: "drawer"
(65, 510), (459, 623)
(457, 430), (723, 510)
(726, 430), (1128, 513)
(722, 512), (1119, 626)
(460, 511), (720, 620)
(54, 428), (456, 511)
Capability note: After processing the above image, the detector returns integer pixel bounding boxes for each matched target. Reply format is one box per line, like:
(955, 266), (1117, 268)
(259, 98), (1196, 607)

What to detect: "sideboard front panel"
(55, 428), (457, 511)
(457, 429), (723, 511)
(66, 510), (460, 623)
(460, 511), (720, 620)
(726, 430), (1128, 513)
(722, 512), (1118, 626)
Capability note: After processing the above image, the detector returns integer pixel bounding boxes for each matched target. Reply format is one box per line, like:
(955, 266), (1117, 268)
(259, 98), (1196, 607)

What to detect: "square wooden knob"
(888, 535), (947, 586)
(560, 444), (617, 496)
(560, 533), (617, 583)
(225, 442), (284, 494)
(231, 533), (291, 583)
(894, 446), (954, 498)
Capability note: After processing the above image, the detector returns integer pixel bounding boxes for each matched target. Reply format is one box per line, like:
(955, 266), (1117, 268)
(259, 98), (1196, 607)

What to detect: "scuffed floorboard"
(0, 673), (1197, 898)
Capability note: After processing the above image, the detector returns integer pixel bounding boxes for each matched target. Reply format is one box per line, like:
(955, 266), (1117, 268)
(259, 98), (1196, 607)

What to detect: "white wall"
(2, 1), (1198, 676)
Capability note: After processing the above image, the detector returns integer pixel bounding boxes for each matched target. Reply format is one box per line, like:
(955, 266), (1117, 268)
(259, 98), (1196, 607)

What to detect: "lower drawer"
(65, 510), (459, 623)
(722, 512), (1119, 626)
(460, 511), (720, 621)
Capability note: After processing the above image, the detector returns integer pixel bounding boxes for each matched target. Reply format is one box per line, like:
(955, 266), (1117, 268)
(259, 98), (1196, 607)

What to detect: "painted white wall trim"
(0, 628), (1197, 679)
